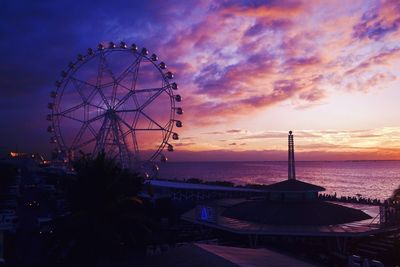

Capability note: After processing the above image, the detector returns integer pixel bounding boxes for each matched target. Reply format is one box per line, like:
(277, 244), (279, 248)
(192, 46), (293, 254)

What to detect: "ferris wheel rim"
(48, 42), (182, 167)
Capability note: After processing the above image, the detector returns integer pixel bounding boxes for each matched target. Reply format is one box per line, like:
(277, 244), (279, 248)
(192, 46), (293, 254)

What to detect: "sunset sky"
(1, 0), (400, 161)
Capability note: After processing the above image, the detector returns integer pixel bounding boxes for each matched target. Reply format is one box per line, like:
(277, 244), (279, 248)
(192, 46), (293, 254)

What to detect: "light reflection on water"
(158, 161), (400, 200)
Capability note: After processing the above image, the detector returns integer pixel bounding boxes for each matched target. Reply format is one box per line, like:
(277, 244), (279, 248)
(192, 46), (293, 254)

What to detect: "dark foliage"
(0, 162), (17, 191)
(50, 153), (152, 266)
(392, 186), (400, 203)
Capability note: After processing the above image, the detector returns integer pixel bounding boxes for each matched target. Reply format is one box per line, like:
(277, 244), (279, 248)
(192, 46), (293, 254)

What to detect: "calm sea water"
(158, 161), (400, 200)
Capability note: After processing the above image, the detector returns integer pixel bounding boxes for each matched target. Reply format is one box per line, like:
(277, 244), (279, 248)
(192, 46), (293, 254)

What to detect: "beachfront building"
(181, 131), (399, 264)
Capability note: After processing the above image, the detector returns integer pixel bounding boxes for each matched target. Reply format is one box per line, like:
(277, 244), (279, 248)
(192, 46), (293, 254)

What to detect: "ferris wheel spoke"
(114, 86), (168, 111)
(115, 55), (142, 85)
(139, 111), (165, 130)
(96, 53), (112, 109)
(113, 57), (142, 110)
(93, 116), (110, 155)
(129, 62), (141, 110)
(100, 53), (117, 82)
(71, 123), (89, 150)
(70, 76), (97, 89)
(55, 113), (84, 123)
(115, 109), (138, 113)
(100, 53), (120, 107)
(111, 120), (123, 162)
(58, 102), (85, 116)
(117, 117), (139, 155)
(138, 88), (167, 111)
(69, 76), (99, 105)
(73, 136), (97, 150)
(135, 86), (169, 94)
(95, 87), (111, 110)
(86, 102), (107, 111)
(85, 112), (106, 125)
(134, 128), (166, 131)
(115, 119), (131, 164)
(87, 123), (97, 138)
(114, 89), (135, 110)
(117, 116), (136, 134)
(71, 80), (86, 103)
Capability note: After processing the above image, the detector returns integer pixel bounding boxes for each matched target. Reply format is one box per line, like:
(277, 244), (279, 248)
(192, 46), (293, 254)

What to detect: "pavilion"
(182, 131), (388, 253)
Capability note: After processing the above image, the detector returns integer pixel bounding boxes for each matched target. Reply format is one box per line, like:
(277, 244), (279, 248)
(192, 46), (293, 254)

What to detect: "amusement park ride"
(46, 41), (183, 176)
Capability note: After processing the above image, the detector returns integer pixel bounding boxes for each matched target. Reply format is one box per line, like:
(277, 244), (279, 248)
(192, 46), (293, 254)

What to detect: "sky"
(1, 0), (400, 161)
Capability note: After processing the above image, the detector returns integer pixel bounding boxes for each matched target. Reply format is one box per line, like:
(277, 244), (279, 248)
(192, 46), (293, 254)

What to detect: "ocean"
(158, 161), (400, 201)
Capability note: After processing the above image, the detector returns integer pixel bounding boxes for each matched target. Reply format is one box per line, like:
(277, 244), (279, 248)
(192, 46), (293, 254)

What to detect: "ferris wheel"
(47, 41), (183, 170)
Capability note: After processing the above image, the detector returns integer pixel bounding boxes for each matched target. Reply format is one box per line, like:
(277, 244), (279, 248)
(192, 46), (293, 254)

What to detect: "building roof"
(141, 243), (317, 267)
(148, 179), (263, 193)
(222, 200), (371, 226)
(182, 200), (383, 237)
(262, 179), (325, 192)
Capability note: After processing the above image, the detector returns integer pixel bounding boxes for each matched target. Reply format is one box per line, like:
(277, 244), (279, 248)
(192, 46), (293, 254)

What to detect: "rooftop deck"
(182, 199), (390, 237)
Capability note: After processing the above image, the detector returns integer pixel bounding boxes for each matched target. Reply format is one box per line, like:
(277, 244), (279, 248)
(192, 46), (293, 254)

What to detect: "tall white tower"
(288, 131), (296, 180)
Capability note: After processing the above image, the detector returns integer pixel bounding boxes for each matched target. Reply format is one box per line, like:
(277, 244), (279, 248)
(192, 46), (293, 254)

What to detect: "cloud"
(236, 130), (319, 140)
(202, 131), (224, 135)
(174, 142), (196, 147)
(2, 0), (400, 157)
(352, 1), (400, 41)
(229, 142), (237, 146)
(226, 129), (242, 133)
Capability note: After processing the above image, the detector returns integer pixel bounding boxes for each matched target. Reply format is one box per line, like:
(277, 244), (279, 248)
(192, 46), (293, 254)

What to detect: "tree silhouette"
(50, 152), (152, 266)
(392, 186), (400, 203)
(0, 162), (17, 191)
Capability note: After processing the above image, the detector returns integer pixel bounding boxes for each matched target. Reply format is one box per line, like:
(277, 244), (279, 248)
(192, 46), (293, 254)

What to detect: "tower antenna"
(288, 131), (296, 180)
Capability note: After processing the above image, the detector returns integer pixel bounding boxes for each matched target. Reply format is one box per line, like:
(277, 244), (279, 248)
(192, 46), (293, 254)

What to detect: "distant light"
(153, 164), (160, 172)
(160, 154), (168, 163)
(200, 207), (209, 221)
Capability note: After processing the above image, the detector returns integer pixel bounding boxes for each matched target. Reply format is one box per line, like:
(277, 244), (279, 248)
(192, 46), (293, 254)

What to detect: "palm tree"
(50, 152), (153, 266)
